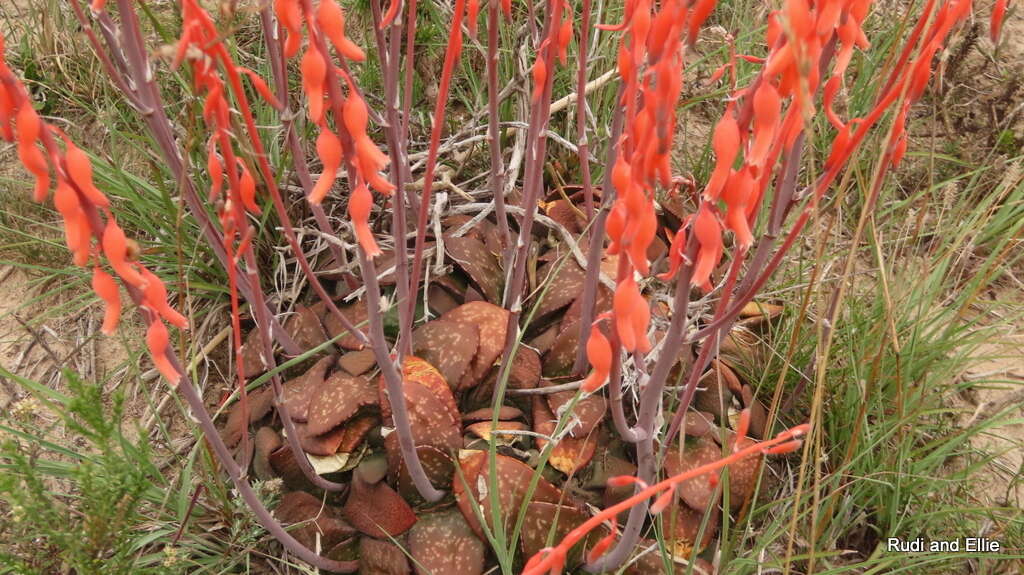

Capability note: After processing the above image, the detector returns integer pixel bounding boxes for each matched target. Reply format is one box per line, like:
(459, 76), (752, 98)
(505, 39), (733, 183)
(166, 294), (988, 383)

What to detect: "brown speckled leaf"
(663, 438), (721, 511)
(412, 320), (479, 391)
(295, 421), (348, 456)
(323, 300), (369, 350)
(446, 235), (503, 304)
(453, 451), (562, 538)
(337, 349), (377, 376)
(342, 475), (418, 538)
(461, 406), (524, 422)
(465, 421), (528, 446)
(306, 372), (378, 436)
(693, 363), (734, 422)
(546, 390), (607, 439)
(542, 318), (580, 377)
(338, 414), (379, 453)
(520, 502), (600, 565)
(386, 441), (454, 503)
(221, 386), (275, 447)
(267, 446), (311, 491)
(533, 260), (585, 320)
(253, 426), (281, 480)
(379, 358), (461, 449)
(532, 397), (598, 475)
(407, 509), (485, 575)
(427, 283), (462, 316)
(529, 322), (561, 355)
(441, 302), (510, 390)
(281, 355), (333, 422)
(239, 328), (268, 379)
(359, 537), (410, 575)
(739, 385), (768, 439)
(725, 435), (762, 509)
(285, 303), (329, 352)
(274, 490), (355, 550)
(509, 346), (542, 389)
(666, 500), (720, 557)
(545, 199), (585, 233)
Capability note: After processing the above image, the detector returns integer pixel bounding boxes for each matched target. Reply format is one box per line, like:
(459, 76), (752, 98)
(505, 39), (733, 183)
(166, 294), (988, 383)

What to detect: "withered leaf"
(282, 355), (334, 422)
(411, 320), (479, 391)
(407, 509), (485, 575)
(342, 474), (418, 538)
(306, 371), (378, 436)
(532, 397), (598, 475)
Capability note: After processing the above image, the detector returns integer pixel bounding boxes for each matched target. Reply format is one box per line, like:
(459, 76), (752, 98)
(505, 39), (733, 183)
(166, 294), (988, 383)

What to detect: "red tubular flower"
(467, 0), (481, 37)
(53, 179), (91, 266)
(626, 197), (657, 276)
(64, 141), (111, 208)
(15, 105), (50, 203)
(687, 0), (719, 45)
(91, 267), (121, 335)
(748, 80), (781, 170)
(721, 167), (755, 248)
(703, 109), (739, 201)
(585, 519), (619, 563)
(348, 181), (381, 257)
(691, 203), (722, 291)
(301, 45), (327, 123)
(582, 323), (612, 392)
(658, 226), (687, 281)
(991, 0), (1007, 43)
(206, 139), (223, 202)
(237, 161), (261, 214)
(310, 129), (342, 204)
(381, 0), (403, 30)
(140, 267), (189, 329)
(317, 0), (367, 62)
(146, 320), (180, 385)
(101, 219), (147, 288)
(605, 200), (628, 254)
(531, 56), (547, 103)
(613, 275), (649, 353)
(557, 16), (572, 65)
(274, 0), (303, 58)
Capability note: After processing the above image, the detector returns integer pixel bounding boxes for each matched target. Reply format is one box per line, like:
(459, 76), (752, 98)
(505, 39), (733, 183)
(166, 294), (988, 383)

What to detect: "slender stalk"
(575, 0), (594, 222)
(487, 0), (511, 251)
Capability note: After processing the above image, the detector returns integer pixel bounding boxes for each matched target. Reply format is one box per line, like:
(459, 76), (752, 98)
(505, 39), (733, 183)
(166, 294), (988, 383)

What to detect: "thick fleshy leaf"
(441, 302), (510, 389)
(465, 420), (528, 446)
(323, 299), (370, 350)
(386, 441), (454, 503)
(379, 358), (462, 451)
(445, 235), (503, 304)
(532, 397), (598, 475)
(337, 349), (377, 376)
(663, 438), (721, 511)
(542, 318), (580, 377)
(285, 302), (330, 352)
(508, 346), (542, 389)
(295, 421), (348, 456)
(453, 451), (562, 538)
(532, 260), (585, 320)
(546, 390), (607, 439)
(428, 283), (462, 316)
(282, 355), (334, 422)
(739, 384), (768, 439)
(274, 490), (355, 550)
(253, 426), (282, 480)
(412, 319), (479, 391)
(338, 413), (379, 453)
(665, 501), (720, 558)
(238, 328), (269, 379)
(407, 510), (486, 575)
(725, 435), (762, 509)
(520, 501), (603, 565)
(268, 445), (314, 491)
(306, 371), (378, 436)
(342, 474), (418, 538)
(221, 386), (275, 447)
(693, 362), (735, 422)
(461, 406), (524, 422)
(359, 537), (410, 575)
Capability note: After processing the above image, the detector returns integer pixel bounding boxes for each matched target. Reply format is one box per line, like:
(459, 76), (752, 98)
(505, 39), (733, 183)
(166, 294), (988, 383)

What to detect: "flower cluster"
(275, 0), (392, 258)
(1, 34), (186, 383)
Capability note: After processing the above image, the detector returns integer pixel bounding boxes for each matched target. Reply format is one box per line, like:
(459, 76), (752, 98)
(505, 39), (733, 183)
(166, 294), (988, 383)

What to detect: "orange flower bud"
(146, 320), (180, 385)
(65, 142), (110, 208)
(91, 266), (121, 335)
(237, 161), (261, 214)
(102, 220), (146, 288)
(318, 0), (367, 62)
(310, 129), (342, 204)
(140, 267), (189, 329)
(349, 181), (381, 257)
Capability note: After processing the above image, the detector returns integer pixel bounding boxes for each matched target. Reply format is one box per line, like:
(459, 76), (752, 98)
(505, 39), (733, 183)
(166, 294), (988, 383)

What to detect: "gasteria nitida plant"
(1, 0), (991, 571)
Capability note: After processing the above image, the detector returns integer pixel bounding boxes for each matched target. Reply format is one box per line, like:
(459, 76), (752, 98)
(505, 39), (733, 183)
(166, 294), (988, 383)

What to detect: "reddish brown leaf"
(663, 437), (722, 512)
(465, 420), (528, 445)
(239, 328), (268, 379)
(461, 406), (524, 422)
(533, 260), (585, 320)
(221, 386), (275, 448)
(445, 235), (503, 304)
(441, 302), (510, 390)
(532, 397), (598, 475)
(274, 490), (355, 550)
(508, 346), (542, 389)
(665, 500), (720, 557)
(379, 358), (462, 451)
(268, 445), (314, 491)
(453, 451), (562, 538)
(285, 302), (330, 352)
(407, 509), (486, 575)
(725, 435), (762, 509)
(529, 322), (560, 355)
(295, 421), (348, 456)
(693, 363), (735, 422)
(739, 384), (768, 439)
(323, 299), (369, 350)
(520, 501), (601, 565)
(411, 320), (479, 391)
(545, 198), (585, 233)
(342, 474), (418, 538)
(306, 371), (378, 436)
(428, 283), (462, 316)
(546, 389), (607, 439)
(542, 318), (580, 377)
(337, 349), (377, 376)
(338, 413), (379, 453)
(386, 441), (454, 503)
(359, 537), (410, 575)
(281, 355), (334, 422)
(253, 426), (282, 480)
